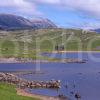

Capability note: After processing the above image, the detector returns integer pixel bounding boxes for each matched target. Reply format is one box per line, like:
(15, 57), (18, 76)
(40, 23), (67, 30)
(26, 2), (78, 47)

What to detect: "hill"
(0, 28), (100, 58)
(92, 29), (100, 33)
(0, 14), (57, 30)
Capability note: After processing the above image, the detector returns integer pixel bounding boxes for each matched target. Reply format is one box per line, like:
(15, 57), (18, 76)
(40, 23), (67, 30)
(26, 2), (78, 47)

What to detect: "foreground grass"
(0, 83), (39, 100)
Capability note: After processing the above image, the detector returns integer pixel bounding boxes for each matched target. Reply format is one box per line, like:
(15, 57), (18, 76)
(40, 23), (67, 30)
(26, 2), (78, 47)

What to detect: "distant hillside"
(0, 28), (100, 58)
(31, 18), (57, 29)
(0, 14), (57, 30)
(92, 29), (100, 33)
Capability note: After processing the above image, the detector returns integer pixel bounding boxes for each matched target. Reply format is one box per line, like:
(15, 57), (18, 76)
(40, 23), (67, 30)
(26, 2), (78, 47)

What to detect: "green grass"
(0, 29), (100, 59)
(0, 83), (39, 100)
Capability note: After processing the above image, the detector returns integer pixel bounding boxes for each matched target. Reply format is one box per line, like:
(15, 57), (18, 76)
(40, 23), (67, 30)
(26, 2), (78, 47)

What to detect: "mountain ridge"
(0, 14), (57, 30)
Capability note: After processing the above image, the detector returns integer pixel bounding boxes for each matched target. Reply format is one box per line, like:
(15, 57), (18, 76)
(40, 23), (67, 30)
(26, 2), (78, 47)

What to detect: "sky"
(0, 0), (100, 29)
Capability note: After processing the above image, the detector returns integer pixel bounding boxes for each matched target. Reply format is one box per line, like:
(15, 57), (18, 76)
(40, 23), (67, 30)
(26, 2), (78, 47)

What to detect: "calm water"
(0, 52), (100, 100)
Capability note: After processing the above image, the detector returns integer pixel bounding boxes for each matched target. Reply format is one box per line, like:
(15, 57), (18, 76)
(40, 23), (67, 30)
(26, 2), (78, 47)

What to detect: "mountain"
(0, 14), (57, 30)
(31, 18), (57, 29)
(0, 14), (33, 30)
(92, 29), (100, 33)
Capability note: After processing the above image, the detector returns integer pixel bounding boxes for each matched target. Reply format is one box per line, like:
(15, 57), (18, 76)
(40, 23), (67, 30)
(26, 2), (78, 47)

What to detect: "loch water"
(0, 52), (100, 100)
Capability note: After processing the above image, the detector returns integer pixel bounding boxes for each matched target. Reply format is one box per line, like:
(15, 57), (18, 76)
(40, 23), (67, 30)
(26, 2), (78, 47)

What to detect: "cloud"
(63, 0), (100, 18)
(34, 0), (60, 4)
(14, 0), (42, 16)
(0, 0), (41, 16)
(1, 0), (100, 18)
(0, 0), (100, 29)
(34, 0), (100, 18)
(81, 22), (100, 30)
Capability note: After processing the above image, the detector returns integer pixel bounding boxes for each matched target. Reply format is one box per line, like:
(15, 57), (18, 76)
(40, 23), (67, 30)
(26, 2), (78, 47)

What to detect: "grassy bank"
(0, 83), (39, 100)
(0, 29), (100, 59)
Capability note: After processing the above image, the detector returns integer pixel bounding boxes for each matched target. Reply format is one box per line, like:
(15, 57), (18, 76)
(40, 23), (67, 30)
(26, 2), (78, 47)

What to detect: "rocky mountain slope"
(0, 14), (57, 30)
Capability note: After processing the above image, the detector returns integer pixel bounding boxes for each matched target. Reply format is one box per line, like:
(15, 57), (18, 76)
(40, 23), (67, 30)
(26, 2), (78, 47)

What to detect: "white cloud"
(0, 0), (41, 16)
(0, 0), (100, 29)
(35, 0), (60, 4)
(33, 0), (100, 29)
(14, 0), (42, 16)
(1, 0), (100, 18)
(82, 21), (100, 29)
(34, 0), (100, 17)
(0, 0), (15, 7)
(63, 0), (100, 17)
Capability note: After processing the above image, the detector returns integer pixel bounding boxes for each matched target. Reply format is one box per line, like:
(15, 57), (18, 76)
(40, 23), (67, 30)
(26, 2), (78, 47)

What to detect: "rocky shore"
(0, 72), (61, 89)
(0, 58), (48, 63)
(0, 72), (69, 100)
(0, 57), (86, 63)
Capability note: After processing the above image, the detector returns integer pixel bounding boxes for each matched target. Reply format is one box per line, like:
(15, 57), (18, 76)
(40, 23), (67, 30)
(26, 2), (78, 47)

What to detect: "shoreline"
(51, 50), (100, 53)
(0, 58), (49, 64)
(0, 72), (63, 99)
(0, 51), (99, 63)
(16, 88), (66, 100)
